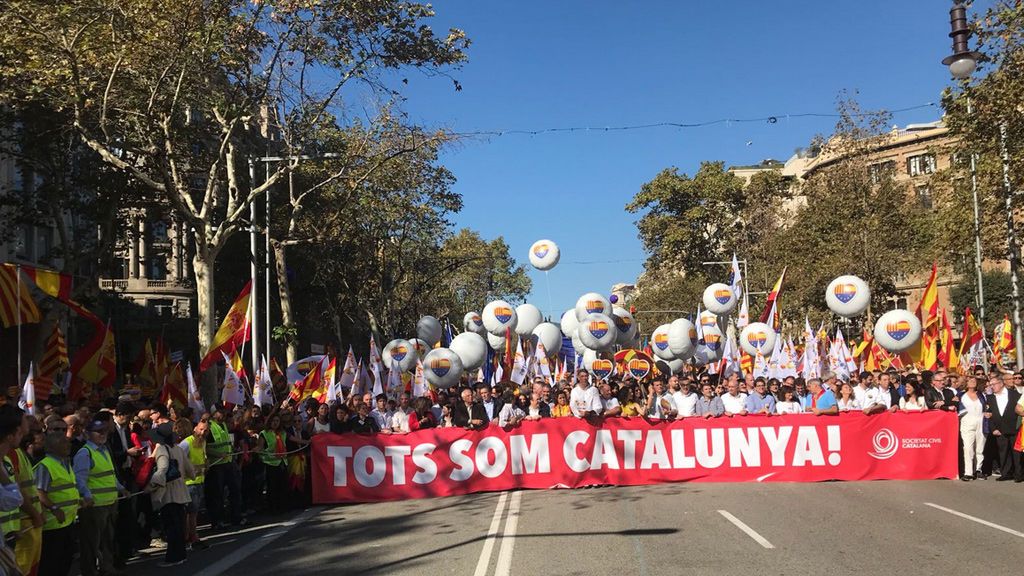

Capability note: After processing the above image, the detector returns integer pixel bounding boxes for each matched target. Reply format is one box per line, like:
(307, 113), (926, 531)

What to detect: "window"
(907, 154), (936, 177)
(149, 255), (167, 280)
(916, 185), (933, 209)
(869, 161), (896, 183)
(152, 221), (168, 241)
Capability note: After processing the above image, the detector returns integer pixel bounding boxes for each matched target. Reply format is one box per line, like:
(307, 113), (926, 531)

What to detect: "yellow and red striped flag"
(758, 267), (787, 324)
(34, 324), (69, 402)
(0, 264), (40, 327)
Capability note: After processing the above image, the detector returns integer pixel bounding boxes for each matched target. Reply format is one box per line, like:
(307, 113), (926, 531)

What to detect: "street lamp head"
(941, 1), (984, 80)
(946, 54), (977, 80)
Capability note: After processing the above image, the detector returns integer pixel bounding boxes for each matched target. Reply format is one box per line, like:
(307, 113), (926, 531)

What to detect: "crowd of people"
(0, 364), (1019, 575)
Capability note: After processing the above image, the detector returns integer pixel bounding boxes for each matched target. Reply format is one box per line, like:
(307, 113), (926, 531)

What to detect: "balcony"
(98, 277), (193, 295)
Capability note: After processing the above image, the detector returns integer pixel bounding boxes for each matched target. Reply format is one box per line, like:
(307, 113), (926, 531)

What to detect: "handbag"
(134, 456), (156, 489)
(165, 455), (181, 482)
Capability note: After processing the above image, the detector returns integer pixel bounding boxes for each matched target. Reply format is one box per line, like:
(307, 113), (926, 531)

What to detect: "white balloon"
(482, 300), (518, 336)
(409, 338), (430, 360)
(463, 311), (486, 335)
(701, 325), (725, 358)
(514, 303), (543, 337)
(450, 332), (487, 371)
(611, 306), (638, 345)
(668, 318), (697, 359)
(531, 322), (562, 357)
(702, 283), (737, 315)
(739, 322), (776, 356)
(655, 357), (685, 376)
(825, 275), (871, 318)
(699, 310), (718, 332)
(575, 292), (611, 321)
(423, 348), (464, 388)
(382, 339), (416, 372)
(651, 324), (675, 360)
(571, 329), (587, 357)
(528, 239), (560, 271)
(560, 309), (579, 337)
(487, 330), (518, 351)
(416, 316), (443, 345)
(578, 313), (618, 350)
(874, 309), (922, 352)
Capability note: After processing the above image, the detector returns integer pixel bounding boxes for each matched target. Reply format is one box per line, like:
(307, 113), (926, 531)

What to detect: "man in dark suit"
(924, 370), (959, 412)
(107, 401), (140, 566)
(452, 388), (488, 430)
(477, 383), (502, 425)
(985, 376), (1022, 481)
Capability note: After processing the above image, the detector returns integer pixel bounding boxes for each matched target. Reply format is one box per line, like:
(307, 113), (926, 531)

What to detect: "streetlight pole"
(248, 159), (260, 379)
(942, 1), (987, 328)
(999, 122), (1024, 368)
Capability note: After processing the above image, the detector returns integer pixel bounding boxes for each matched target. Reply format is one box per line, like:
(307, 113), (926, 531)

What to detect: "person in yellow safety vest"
(255, 414), (289, 514)
(181, 419), (209, 550)
(34, 429), (79, 576)
(0, 405), (27, 568)
(5, 413), (44, 576)
(73, 417), (129, 576)
(204, 407), (244, 528)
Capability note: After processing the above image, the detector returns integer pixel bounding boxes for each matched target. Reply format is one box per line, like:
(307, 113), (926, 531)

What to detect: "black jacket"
(479, 399), (503, 423)
(924, 386), (958, 412)
(985, 389), (1022, 436)
(452, 402), (489, 429)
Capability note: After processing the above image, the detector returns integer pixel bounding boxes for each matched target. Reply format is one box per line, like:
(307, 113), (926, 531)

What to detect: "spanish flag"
(758, 267), (786, 324)
(68, 321), (116, 400)
(958, 306), (983, 358)
(909, 263), (940, 368)
(992, 315), (1014, 364)
(19, 264), (73, 301)
(199, 281), (252, 371)
(938, 308), (958, 371)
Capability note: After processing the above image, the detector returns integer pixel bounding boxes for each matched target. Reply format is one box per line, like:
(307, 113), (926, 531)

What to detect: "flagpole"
(544, 270), (554, 320)
(248, 158), (261, 383)
(265, 160), (272, 366)
(16, 264), (22, 384)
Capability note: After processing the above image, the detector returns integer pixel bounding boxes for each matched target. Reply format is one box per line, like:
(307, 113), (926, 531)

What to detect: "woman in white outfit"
(957, 376), (987, 481)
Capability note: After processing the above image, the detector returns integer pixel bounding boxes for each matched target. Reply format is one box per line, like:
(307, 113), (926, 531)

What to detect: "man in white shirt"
(721, 380), (748, 416)
(598, 383), (621, 416)
(570, 371), (601, 418)
(477, 383), (502, 423)
(645, 379), (676, 420)
(853, 371), (873, 407)
(671, 381), (698, 418)
(370, 394), (393, 430)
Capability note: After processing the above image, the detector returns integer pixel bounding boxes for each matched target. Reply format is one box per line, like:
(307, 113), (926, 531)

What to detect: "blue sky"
(391, 1), (979, 319)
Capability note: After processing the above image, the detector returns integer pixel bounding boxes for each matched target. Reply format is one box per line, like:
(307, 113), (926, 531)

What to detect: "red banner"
(311, 412), (957, 504)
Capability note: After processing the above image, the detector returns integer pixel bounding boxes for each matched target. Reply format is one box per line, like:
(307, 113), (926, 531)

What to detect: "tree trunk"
(193, 251), (217, 404)
(272, 242), (298, 365)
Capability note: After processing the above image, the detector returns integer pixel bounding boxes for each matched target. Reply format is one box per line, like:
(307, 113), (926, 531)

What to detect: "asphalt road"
(125, 478), (1024, 576)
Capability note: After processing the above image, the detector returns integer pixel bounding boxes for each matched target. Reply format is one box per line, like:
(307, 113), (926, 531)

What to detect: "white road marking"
(924, 502), (1024, 539)
(717, 509), (775, 549)
(472, 492), (510, 576)
(494, 491), (523, 576)
(193, 507), (322, 576)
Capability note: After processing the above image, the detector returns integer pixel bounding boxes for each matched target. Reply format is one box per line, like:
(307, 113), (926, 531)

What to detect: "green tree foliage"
(951, 269), (1014, 325)
(0, 0), (470, 353)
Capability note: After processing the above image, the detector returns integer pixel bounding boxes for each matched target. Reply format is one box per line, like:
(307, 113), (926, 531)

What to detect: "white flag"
(19, 363), (35, 416)
(253, 356), (274, 407)
(736, 295), (750, 329)
(220, 352), (246, 405)
(767, 335), (784, 380)
(412, 358), (428, 398)
(535, 343), (552, 380)
(753, 349), (769, 379)
(356, 360), (368, 397)
(730, 253), (743, 301)
(338, 346), (356, 392)
(387, 360), (402, 401)
(187, 362), (206, 415)
(722, 333), (743, 378)
(510, 340), (528, 384)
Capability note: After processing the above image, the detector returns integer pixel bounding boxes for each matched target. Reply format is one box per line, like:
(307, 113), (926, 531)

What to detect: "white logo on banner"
(868, 429), (899, 460)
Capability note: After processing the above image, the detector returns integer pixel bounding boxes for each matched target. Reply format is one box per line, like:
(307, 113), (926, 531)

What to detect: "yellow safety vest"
(260, 430), (286, 467)
(0, 455), (18, 537)
(35, 456), (79, 531)
(80, 444), (118, 507)
(8, 449), (39, 528)
(184, 436), (207, 486)
(207, 421), (232, 466)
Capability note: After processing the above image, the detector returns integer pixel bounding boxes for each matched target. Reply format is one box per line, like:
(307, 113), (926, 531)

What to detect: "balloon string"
(545, 270), (555, 321)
